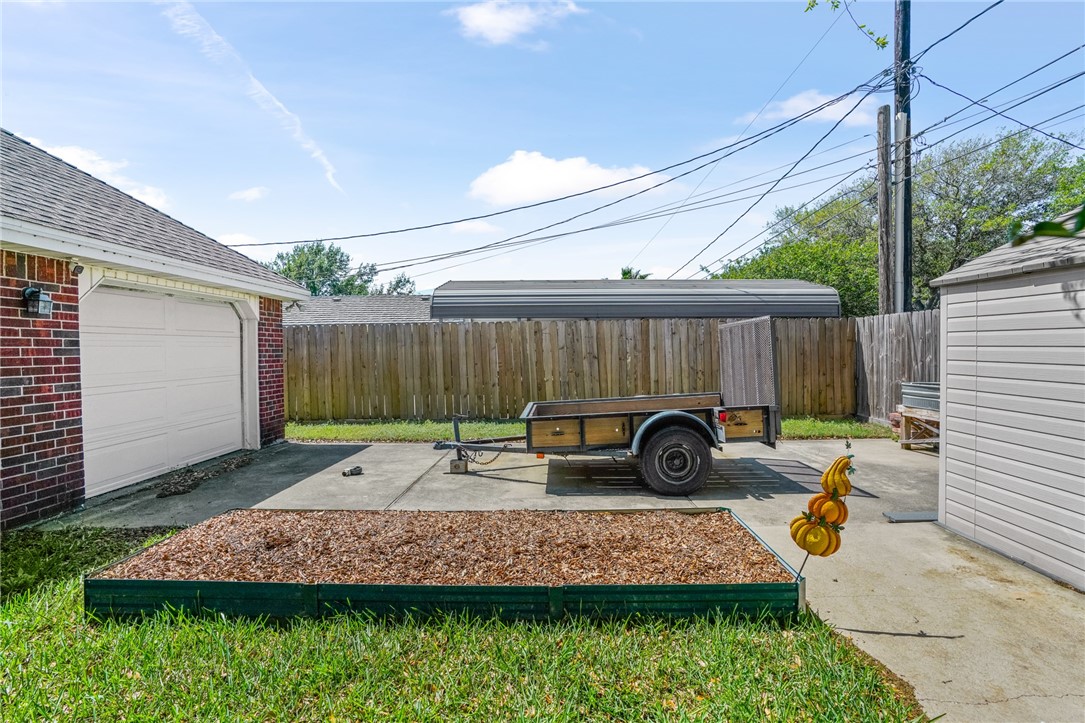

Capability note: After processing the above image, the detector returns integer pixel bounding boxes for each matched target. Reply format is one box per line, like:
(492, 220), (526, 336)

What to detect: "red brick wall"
(1, 251), (84, 529)
(258, 297), (285, 445)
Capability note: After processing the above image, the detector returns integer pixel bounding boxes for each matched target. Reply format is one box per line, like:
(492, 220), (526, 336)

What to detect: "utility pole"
(893, 0), (913, 313)
(877, 105), (893, 315)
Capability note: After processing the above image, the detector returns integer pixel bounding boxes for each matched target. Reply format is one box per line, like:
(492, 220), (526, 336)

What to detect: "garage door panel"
(171, 378), (243, 420)
(82, 386), (169, 443)
(174, 298), (239, 333)
(169, 338), (240, 378)
(81, 339), (167, 386)
(83, 289), (167, 331)
(82, 288), (243, 497)
(83, 432), (171, 496)
(172, 417), (243, 466)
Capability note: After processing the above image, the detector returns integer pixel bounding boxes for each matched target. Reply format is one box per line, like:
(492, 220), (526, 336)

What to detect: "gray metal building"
(430, 279), (840, 320)
(931, 214), (1085, 590)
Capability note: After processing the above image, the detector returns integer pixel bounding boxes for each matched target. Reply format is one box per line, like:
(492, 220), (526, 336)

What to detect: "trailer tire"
(641, 425), (711, 495)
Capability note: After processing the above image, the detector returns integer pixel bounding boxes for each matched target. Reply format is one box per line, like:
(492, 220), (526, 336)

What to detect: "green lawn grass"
(287, 417), (894, 443)
(780, 417), (895, 440)
(0, 527), (175, 600)
(1, 529), (922, 720)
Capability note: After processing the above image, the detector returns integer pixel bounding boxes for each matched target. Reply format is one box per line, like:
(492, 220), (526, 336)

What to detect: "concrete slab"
(43, 437), (1085, 721)
(40, 443), (369, 529)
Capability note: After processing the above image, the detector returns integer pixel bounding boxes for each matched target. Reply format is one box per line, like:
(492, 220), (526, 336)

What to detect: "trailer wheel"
(641, 425), (711, 495)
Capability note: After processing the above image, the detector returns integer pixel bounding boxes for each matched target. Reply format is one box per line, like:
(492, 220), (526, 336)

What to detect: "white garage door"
(81, 287), (243, 497)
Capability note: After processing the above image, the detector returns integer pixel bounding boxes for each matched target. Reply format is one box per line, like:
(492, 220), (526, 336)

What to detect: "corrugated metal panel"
(430, 280), (840, 320)
(939, 265), (1085, 590)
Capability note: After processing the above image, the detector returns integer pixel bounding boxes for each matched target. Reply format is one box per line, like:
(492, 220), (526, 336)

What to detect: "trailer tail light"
(536, 453), (546, 459)
(718, 411), (728, 423)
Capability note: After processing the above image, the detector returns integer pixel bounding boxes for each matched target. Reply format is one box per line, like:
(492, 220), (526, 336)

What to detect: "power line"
(919, 73), (1085, 150)
(698, 107), (1084, 277)
(911, 0), (1005, 63)
(626, 10), (844, 267)
(373, 163), (877, 275)
(227, 84), (874, 250)
(373, 79), (1081, 282)
(667, 77), (893, 278)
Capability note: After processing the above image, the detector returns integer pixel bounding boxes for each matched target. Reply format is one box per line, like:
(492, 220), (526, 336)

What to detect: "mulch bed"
(95, 509), (792, 586)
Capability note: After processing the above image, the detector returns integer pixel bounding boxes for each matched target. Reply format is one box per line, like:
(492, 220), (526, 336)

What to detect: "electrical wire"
(697, 107), (1084, 277)
(911, 0), (1005, 64)
(625, 10), (844, 267)
(919, 73), (1085, 150)
(228, 83), (874, 249)
(667, 77), (893, 278)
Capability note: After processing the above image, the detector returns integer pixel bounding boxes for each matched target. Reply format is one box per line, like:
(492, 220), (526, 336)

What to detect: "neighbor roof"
(0, 129), (305, 297)
(430, 279), (840, 319)
(931, 208), (1085, 288)
(284, 295), (433, 324)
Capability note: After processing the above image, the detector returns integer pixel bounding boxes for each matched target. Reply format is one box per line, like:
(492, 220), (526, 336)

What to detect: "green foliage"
(620, 266), (651, 279)
(371, 272), (417, 295)
(711, 183), (880, 317)
(2, 578), (922, 720)
(781, 417), (895, 440)
(805, 0), (888, 49)
(266, 241), (415, 296)
(0, 527), (173, 600)
(910, 132), (1082, 307)
(711, 131), (1083, 313)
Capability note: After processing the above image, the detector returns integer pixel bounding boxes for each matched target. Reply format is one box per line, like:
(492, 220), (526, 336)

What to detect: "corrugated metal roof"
(0, 129), (305, 297)
(931, 209), (1085, 288)
(430, 279), (840, 319)
(284, 295), (432, 325)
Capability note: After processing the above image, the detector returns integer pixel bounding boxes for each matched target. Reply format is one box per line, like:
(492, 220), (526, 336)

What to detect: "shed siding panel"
(939, 265), (1085, 588)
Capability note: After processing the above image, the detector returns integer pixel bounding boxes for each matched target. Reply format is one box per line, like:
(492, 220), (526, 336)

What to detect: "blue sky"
(3, 1), (1083, 291)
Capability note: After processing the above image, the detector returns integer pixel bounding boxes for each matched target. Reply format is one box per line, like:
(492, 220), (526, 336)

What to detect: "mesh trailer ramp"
(434, 317), (782, 496)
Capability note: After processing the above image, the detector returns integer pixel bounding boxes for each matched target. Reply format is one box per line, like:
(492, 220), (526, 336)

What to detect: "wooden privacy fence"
(284, 317), (865, 421)
(854, 309), (940, 423)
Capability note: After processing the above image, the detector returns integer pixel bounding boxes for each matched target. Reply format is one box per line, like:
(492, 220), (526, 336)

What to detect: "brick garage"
(1, 252), (84, 527)
(1, 129), (308, 529)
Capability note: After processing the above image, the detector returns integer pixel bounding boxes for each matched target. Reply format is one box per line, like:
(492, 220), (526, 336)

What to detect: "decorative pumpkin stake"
(789, 440), (854, 579)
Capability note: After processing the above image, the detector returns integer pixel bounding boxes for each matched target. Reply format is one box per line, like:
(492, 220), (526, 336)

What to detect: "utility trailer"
(434, 317), (783, 496)
(435, 393), (779, 495)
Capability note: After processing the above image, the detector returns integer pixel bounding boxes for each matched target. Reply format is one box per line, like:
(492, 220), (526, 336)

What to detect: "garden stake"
(795, 551), (810, 581)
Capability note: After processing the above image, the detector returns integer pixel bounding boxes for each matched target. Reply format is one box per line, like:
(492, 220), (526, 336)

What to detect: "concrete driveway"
(48, 439), (1085, 722)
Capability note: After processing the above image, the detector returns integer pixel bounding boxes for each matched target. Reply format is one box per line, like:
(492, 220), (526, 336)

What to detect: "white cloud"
(160, 1), (342, 191)
(25, 137), (170, 210)
(228, 186), (269, 202)
(451, 220), (503, 234)
(448, 1), (584, 46)
(735, 89), (880, 128)
(469, 150), (658, 206)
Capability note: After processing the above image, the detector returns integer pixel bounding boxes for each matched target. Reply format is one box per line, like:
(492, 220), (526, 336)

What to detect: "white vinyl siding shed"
(932, 221), (1085, 591)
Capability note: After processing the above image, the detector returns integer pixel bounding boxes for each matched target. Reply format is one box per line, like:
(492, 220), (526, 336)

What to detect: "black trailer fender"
(630, 410), (718, 457)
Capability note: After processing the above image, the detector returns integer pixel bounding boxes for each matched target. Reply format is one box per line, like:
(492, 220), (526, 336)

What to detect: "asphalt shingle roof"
(283, 295), (433, 325)
(931, 208), (1085, 287)
(0, 129), (304, 294)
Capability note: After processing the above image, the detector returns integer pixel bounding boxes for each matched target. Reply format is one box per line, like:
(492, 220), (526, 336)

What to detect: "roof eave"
(1, 216), (310, 301)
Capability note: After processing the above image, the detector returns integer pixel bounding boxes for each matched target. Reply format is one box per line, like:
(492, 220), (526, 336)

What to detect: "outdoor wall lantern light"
(22, 287), (53, 317)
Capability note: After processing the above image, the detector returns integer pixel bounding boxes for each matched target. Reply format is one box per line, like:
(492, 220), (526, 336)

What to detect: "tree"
(909, 132), (1082, 307)
(620, 266), (651, 279)
(709, 130), (1083, 314)
(265, 241), (415, 296)
(371, 273), (416, 295)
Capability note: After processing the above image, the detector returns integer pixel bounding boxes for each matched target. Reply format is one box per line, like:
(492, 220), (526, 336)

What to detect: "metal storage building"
(930, 214), (1085, 590)
(430, 279), (840, 320)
